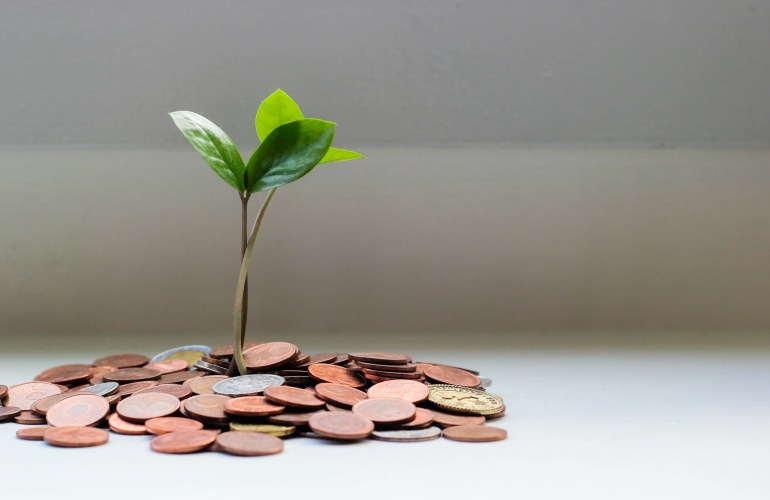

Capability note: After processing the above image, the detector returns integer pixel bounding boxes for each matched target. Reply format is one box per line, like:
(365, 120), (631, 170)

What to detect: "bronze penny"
(144, 359), (189, 375)
(314, 383), (368, 408)
(224, 396), (285, 417)
(89, 376), (104, 386)
(352, 398), (416, 426)
(398, 408), (435, 430)
(145, 416), (204, 435)
(108, 413), (147, 435)
(418, 361), (480, 375)
(365, 374), (424, 384)
(331, 354), (351, 365)
(209, 342), (261, 359)
(90, 365), (118, 377)
(15, 410), (47, 424)
(184, 375), (228, 395)
(103, 368), (162, 383)
(216, 431), (284, 456)
(268, 410), (325, 426)
(116, 392), (181, 423)
(348, 352), (411, 365)
(5, 382), (62, 410)
(0, 384), (8, 399)
(93, 353), (149, 368)
(44, 426), (109, 447)
(304, 353), (338, 365)
(150, 429), (218, 454)
(243, 342), (299, 371)
(423, 365), (481, 387)
(31, 393), (79, 416)
(133, 383), (192, 400)
(355, 361), (418, 373)
(117, 381), (159, 397)
(442, 425), (507, 442)
(184, 394), (231, 421)
(46, 393), (110, 427)
(33, 364), (93, 385)
(428, 408), (486, 428)
(362, 368), (423, 380)
(308, 411), (374, 440)
(367, 380), (430, 404)
(287, 354), (310, 367)
(263, 386), (326, 410)
(0, 406), (22, 420)
(308, 364), (366, 388)
(326, 403), (352, 413)
(16, 426), (50, 441)
(158, 370), (204, 384)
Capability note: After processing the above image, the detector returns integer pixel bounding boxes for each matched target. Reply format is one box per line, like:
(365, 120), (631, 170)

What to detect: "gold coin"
(229, 422), (296, 437)
(427, 384), (504, 416)
(166, 350), (206, 365)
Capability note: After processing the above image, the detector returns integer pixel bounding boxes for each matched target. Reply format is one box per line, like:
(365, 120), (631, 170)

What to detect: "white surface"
(1, 348), (768, 499)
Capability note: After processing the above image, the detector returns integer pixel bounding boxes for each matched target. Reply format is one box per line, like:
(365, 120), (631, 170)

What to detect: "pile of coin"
(0, 343), (507, 455)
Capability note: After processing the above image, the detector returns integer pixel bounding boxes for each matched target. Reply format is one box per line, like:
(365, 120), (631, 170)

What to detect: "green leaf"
(255, 89), (304, 141)
(246, 118), (335, 193)
(319, 147), (366, 164)
(170, 111), (246, 191)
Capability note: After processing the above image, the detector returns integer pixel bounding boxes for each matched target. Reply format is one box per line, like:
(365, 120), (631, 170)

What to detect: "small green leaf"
(246, 118), (335, 193)
(255, 89), (304, 141)
(170, 111), (245, 191)
(319, 147), (366, 164)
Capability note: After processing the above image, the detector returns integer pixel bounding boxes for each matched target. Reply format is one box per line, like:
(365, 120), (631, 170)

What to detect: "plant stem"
(227, 192), (250, 376)
(231, 188), (277, 375)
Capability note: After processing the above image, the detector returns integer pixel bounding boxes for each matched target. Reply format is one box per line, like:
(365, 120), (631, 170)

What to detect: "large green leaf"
(170, 111), (246, 191)
(245, 118), (335, 193)
(319, 147), (366, 164)
(255, 89), (304, 141)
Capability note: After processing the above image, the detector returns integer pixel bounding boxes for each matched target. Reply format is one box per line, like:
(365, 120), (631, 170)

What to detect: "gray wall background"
(2, 1), (770, 340)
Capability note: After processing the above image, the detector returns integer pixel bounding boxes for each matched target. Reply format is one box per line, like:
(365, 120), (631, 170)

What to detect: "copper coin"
(5, 382), (62, 410)
(308, 411), (375, 440)
(291, 354), (311, 366)
(150, 429), (218, 454)
(116, 392), (181, 423)
(158, 370), (205, 384)
(326, 403), (352, 413)
(31, 392), (79, 416)
(209, 342), (261, 359)
(423, 365), (481, 387)
(103, 368), (162, 383)
(314, 383), (368, 408)
(263, 386), (326, 410)
(398, 408), (435, 430)
(0, 406), (22, 420)
(355, 361), (418, 373)
(365, 374), (423, 384)
(44, 426), (109, 447)
(201, 356), (230, 368)
(34, 364), (93, 385)
(224, 396), (285, 417)
(108, 413), (147, 435)
(428, 408), (486, 428)
(89, 376), (104, 386)
(243, 342), (299, 370)
(418, 361), (480, 375)
(367, 380), (430, 404)
(117, 380), (159, 397)
(184, 394), (231, 421)
(352, 398), (416, 425)
(144, 359), (189, 375)
(93, 353), (149, 368)
(133, 383), (192, 400)
(331, 354), (351, 365)
(216, 431), (284, 456)
(16, 426), (50, 441)
(268, 410), (325, 426)
(304, 353), (338, 365)
(184, 375), (228, 395)
(308, 364), (366, 388)
(442, 425), (507, 442)
(348, 352), (410, 365)
(90, 365), (118, 377)
(145, 416), (204, 435)
(15, 410), (47, 424)
(46, 393), (110, 427)
(0, 384), (8, 399)
(362, 368), (423, 380)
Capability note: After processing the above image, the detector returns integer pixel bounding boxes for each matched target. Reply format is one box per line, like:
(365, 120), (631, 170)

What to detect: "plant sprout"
(170, 89), (364, 375)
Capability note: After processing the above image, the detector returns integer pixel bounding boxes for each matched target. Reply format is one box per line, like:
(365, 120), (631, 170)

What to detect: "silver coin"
(149, 345), (212, 364)
(193, 360), (228, 375)
(371, 426), (442, 442)
(77, 382), (119, 396)
(212, 374), (285, 396)
(477, 376), (492, 388)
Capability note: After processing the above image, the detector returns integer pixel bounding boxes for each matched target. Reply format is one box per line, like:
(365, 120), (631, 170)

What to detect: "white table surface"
(1, 345), (768, 500)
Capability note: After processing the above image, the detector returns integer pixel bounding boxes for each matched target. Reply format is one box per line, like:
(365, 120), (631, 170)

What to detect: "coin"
(303, 353), (338, 365)
(228, 423), (296, 437)
(77, 382), (120, 397)
(117, 381), (159, 397)
(263, 386), (326, 410)
(0, 406), (22, 420)
(103, 368), (162, 383)
(149, 430), (218, 454)
(158, 371), (204, 385)
(216, 431), (284, 456)
(348, 352), (410, 365)
(89, 365), (118, 378)
(267, 410), (325, 426)
(5, 382), (62, 410)
(331, 354), (351, 365)
(46, 393), (110, 427)
(367, 380), (430, 404)
(44, 426), (109, 447)
(201, 357), (229, 368)
(93, 353), (149, 368)
(442, 425), (507, 442)
(30, 393), (79, 416)
(308, 364), (366, 388)
(308, 412), (374, 440)
(224, 396), (285, 417)
(150, 345), (211, 365)
(417, 361), (480, 375)
(427, 385), (505, 416)
(0, 384), (8, 400)
(184, 375), (228, 395)
(423, 365), (481, 387)
(33, 364), (93, 385)
(428, 408), (486, 428)
(15, 410), (47, 424)
(361, 368), (423, 380)
(354, 361), (418, 373)
(208, 342), (260, 360)
(326, 403), (352, 413)
(16, 426), (50, 441)
(352, 398), (416, 426)
(314, 383), (368, 408)
(145, 416), (204, 435)
(371, 426), (442, 442)
(133, 383), (192, 400)
(144, 359), (189, 375)
(477, 376), (492, 388)
(108, 413), (147, 435)
(116, 392), (181, 422)
(398, 408), (435, 430)
(184, 394), (231, 422)
(243, 342), (299, 371)
(212, 374), (285, 397)
(193, 360), (228, 375)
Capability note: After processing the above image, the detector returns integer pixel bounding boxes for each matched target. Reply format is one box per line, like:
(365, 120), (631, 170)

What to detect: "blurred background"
(2, 1), (769, 350)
